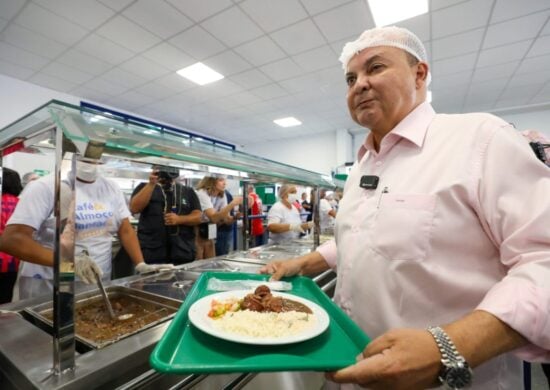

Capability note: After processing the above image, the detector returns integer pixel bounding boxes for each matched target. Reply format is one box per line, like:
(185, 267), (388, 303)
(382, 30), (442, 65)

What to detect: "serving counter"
(0, 253), (337, 390)
(0, 100), (337, 389)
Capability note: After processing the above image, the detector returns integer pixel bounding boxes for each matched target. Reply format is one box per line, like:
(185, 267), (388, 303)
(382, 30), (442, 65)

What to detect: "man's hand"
(75, 252), (103, 284)
(135, 262), (174, 274)
(164, 212), (179, 226)
(326, 328), (442, 390)
(259, 259), (303, 281)
(149, 169), (160, 186)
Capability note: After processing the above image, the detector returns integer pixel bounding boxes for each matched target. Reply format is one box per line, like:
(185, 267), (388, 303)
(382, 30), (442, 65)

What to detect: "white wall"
(242, 131), (338, 176)
(335, 129), (353, 166)
(0, 74), (79, 129)
(499, 110), (550, 138)
(0, 74), (214, 139)
(3, 151), (55, 180)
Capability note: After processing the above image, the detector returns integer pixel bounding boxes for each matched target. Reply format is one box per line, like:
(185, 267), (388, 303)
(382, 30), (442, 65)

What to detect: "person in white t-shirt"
(319, 189), (337, 234)
(267, 184), (313, 244)
(0, 157), (171, 299)
(194, 176), (242, 259)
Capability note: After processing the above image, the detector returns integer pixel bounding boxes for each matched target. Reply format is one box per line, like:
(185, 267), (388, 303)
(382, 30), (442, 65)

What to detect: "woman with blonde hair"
(267, 184), (312, 244)
(195, 176), (242, 259)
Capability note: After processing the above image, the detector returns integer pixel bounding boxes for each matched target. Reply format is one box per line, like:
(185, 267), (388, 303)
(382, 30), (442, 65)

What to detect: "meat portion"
(254, 285), (271, 298)
(240, 294), (264, 312)
(241, 285), (312, 314)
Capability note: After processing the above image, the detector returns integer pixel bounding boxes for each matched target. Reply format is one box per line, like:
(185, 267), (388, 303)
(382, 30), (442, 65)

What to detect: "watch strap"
(427, 325), (473, 389)
(427, 326), (464, 365)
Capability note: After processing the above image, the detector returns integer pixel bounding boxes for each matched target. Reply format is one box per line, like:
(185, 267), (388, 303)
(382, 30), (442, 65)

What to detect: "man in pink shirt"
(261, 26), (550, 389)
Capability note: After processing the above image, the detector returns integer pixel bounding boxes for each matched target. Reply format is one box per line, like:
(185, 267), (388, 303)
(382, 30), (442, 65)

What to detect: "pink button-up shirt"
(317, 102), (550, 389)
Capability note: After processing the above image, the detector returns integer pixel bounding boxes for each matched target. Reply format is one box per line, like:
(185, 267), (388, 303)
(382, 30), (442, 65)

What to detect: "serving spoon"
(93, 269), (133, 321)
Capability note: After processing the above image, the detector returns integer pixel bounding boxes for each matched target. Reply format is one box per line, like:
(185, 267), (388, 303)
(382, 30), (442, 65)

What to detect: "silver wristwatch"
(427, 326), (473, 389)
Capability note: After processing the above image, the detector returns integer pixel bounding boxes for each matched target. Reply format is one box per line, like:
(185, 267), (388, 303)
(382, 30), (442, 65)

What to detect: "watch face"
(446, 365), (473, 388)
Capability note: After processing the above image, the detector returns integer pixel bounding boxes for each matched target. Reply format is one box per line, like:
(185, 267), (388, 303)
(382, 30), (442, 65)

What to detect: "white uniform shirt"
(267, 201), (302, 244)
(317, 102), (550, 389)
(319, 198), (335, 233)
(10, 174), (130, 280)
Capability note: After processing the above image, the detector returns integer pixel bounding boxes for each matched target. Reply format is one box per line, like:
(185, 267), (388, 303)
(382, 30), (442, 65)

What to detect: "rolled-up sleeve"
(316, 239), (337, 270)
(475, 125), (550, 360)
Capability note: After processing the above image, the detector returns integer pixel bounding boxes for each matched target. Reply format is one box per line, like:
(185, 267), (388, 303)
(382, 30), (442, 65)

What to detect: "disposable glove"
(75, 252), (102, 284)
(289, 224), (305, 234)
(135, 262), (175, 274)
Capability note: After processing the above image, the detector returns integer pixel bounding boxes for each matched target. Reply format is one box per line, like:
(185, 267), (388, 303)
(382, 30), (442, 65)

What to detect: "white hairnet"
(339, 26), (431, 85)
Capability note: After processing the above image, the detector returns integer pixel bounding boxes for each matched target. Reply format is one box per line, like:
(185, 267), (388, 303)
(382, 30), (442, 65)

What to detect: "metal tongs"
(93, 269), (133, 321)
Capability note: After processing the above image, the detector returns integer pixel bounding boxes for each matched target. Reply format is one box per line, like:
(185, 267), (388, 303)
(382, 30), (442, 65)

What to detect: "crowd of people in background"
(0, 156), (336, 303)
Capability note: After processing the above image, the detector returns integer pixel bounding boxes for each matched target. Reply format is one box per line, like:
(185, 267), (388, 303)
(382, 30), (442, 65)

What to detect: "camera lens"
(158, 171), (170, 180)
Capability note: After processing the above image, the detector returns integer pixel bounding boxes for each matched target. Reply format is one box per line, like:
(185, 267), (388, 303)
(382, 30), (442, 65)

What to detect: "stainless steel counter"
(222, 242), (314, 265)
(0, 254), (336, 390)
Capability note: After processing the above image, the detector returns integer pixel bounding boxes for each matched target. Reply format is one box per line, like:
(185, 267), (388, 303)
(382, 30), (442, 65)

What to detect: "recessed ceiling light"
(176, 62), (224, 86)
(273, 117), (302, 127)
(367, 0), (428, 26)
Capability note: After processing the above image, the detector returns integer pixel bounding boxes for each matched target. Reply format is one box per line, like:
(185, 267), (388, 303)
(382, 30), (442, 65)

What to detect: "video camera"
(155, 166), (180, 181)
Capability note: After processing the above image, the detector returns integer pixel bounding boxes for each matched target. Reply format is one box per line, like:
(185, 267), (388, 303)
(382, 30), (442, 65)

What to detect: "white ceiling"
(1, 0), (550, 145)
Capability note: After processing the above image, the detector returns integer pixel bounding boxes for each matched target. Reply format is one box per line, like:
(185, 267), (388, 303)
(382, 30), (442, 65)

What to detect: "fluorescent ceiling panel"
(368, 0), (428, 26)
(273, 117), (302, 127)
(176, 62), (224, 85)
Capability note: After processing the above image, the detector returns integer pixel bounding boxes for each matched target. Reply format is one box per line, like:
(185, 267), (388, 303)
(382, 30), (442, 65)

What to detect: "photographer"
(130, 166), (202, 265)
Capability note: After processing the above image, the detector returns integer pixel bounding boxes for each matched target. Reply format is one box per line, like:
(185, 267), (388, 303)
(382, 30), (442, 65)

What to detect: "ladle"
(94, 269), (133, 321)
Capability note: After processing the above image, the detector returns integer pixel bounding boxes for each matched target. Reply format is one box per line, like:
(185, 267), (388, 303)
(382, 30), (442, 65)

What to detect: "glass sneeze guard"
(0, 100), (334, 187)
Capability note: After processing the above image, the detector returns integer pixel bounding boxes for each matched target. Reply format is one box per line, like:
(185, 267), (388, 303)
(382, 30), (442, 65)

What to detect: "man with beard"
(130, 166), (202, 265)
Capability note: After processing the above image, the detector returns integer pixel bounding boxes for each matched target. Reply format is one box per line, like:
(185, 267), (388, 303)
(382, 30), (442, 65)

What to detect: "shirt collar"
(357, 102), (436, 162)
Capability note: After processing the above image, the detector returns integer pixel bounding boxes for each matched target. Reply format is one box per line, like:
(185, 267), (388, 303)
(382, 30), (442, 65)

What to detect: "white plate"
(188, 290), (330, 345)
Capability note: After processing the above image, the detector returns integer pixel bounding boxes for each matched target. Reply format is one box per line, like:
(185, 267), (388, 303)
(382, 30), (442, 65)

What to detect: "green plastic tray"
(150, 272), (370, 374)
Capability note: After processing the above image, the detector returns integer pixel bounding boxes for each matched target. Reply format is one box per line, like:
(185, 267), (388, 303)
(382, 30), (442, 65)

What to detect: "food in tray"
(43, 295), (176, 344)
(207, 285), (316, 338)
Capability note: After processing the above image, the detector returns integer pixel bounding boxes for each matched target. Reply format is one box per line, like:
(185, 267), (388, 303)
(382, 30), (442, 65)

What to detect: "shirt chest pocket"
(371, 193), (436, 261)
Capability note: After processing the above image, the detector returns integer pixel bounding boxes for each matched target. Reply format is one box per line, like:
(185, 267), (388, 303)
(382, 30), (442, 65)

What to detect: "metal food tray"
(183, 259), (240, 272)
(223, 246), (312, 265)
(259, 245), (312, 254)
(24, 286), (181, 349)
(126, 270), (201, 301)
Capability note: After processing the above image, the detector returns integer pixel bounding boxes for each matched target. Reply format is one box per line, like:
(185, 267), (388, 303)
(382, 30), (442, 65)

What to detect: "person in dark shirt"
(301, 192), (312, 222)
(130, 166), (202, 265)
(215, 190), (237, 256)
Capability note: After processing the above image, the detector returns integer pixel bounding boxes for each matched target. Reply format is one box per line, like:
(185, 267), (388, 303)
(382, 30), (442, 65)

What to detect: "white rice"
(212, 310), (316, 338)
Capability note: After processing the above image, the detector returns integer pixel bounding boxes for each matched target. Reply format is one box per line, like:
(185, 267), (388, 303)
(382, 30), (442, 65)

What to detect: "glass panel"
(0, 100), (334, 187)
